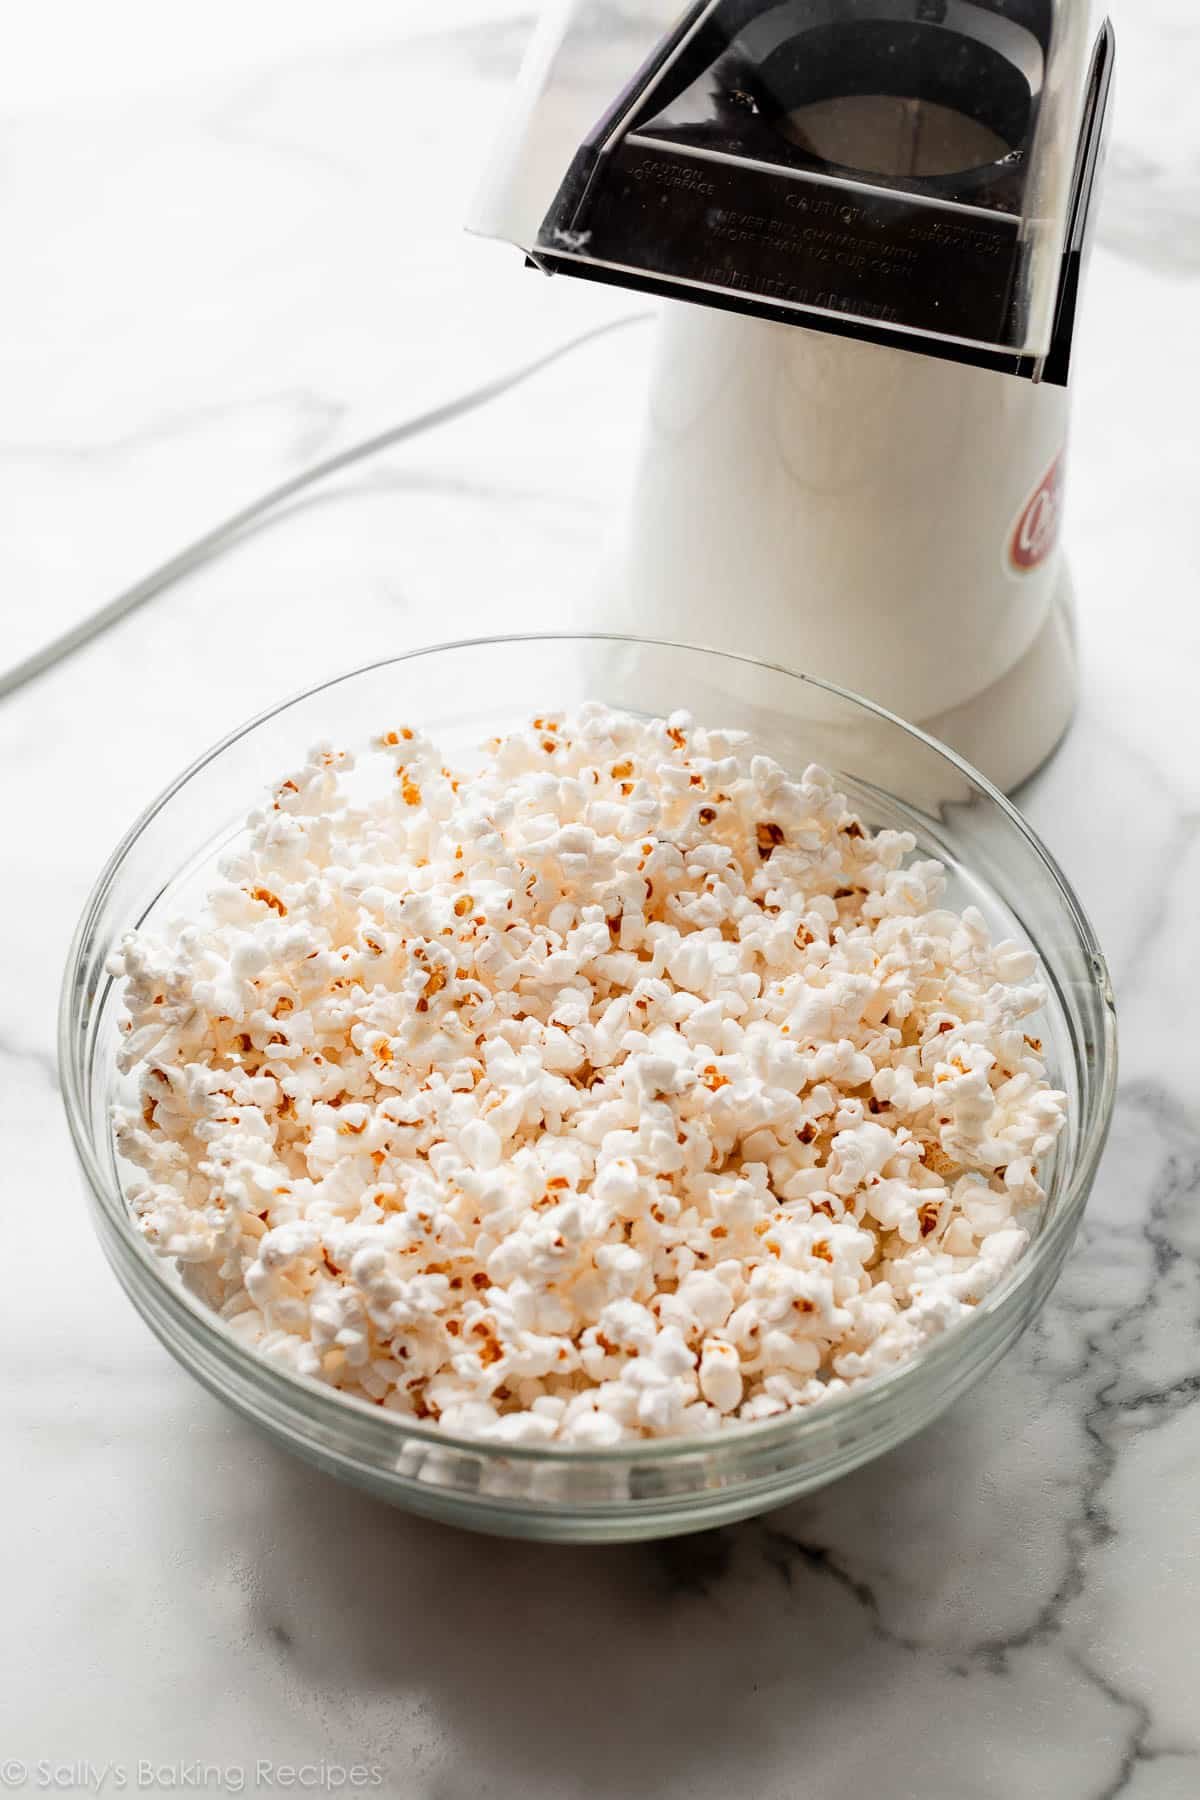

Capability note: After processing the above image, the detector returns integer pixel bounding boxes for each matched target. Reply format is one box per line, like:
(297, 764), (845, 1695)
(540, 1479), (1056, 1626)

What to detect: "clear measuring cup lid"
(470, 0), (1113, 378)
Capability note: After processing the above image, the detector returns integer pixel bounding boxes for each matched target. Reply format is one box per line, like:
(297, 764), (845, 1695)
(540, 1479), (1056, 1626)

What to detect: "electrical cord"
(0, 309), (651, 704)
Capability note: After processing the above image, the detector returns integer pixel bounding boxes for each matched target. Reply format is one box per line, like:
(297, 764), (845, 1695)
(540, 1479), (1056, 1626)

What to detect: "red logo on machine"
(1009, 452), (1065, 573)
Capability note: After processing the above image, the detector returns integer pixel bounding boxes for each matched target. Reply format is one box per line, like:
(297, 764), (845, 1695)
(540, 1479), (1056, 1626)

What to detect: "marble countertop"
(4, 4), (1199, 1795)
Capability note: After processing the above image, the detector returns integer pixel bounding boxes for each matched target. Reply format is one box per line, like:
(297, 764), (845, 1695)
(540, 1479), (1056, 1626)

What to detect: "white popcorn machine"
(472, 0), (1114, 790)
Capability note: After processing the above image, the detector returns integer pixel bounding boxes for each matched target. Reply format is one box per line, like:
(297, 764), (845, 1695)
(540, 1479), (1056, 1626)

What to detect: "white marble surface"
(3, 4), (1200, 1796)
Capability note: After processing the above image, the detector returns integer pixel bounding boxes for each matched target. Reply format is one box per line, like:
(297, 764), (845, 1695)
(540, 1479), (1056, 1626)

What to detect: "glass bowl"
(60, 634), (1117, 1542)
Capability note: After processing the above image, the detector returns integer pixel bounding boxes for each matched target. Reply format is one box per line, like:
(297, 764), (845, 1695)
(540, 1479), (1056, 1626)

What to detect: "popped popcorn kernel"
(111, 706), (1066, 1444)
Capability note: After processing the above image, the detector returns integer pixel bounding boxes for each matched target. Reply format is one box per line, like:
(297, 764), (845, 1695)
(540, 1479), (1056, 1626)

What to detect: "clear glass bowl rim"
(59, 630), (1119, 1472)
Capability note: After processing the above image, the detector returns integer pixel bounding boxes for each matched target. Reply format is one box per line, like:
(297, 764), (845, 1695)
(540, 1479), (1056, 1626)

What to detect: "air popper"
(472, 0), (1115, 789)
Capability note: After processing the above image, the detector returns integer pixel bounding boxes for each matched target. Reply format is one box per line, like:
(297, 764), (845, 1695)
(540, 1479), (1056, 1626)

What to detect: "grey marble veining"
(2, 4), (1199, 1797)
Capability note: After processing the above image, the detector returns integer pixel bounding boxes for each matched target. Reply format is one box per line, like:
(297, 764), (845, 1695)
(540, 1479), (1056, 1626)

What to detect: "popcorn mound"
(112, 706), (1067, 1446)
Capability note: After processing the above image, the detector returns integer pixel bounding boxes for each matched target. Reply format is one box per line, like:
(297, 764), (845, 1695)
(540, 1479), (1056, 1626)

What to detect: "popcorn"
(111, 707), (1067, 1444)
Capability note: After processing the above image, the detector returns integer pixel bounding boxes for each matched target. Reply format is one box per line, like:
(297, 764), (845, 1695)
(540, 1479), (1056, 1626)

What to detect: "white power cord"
(0, 310), (650, 703)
